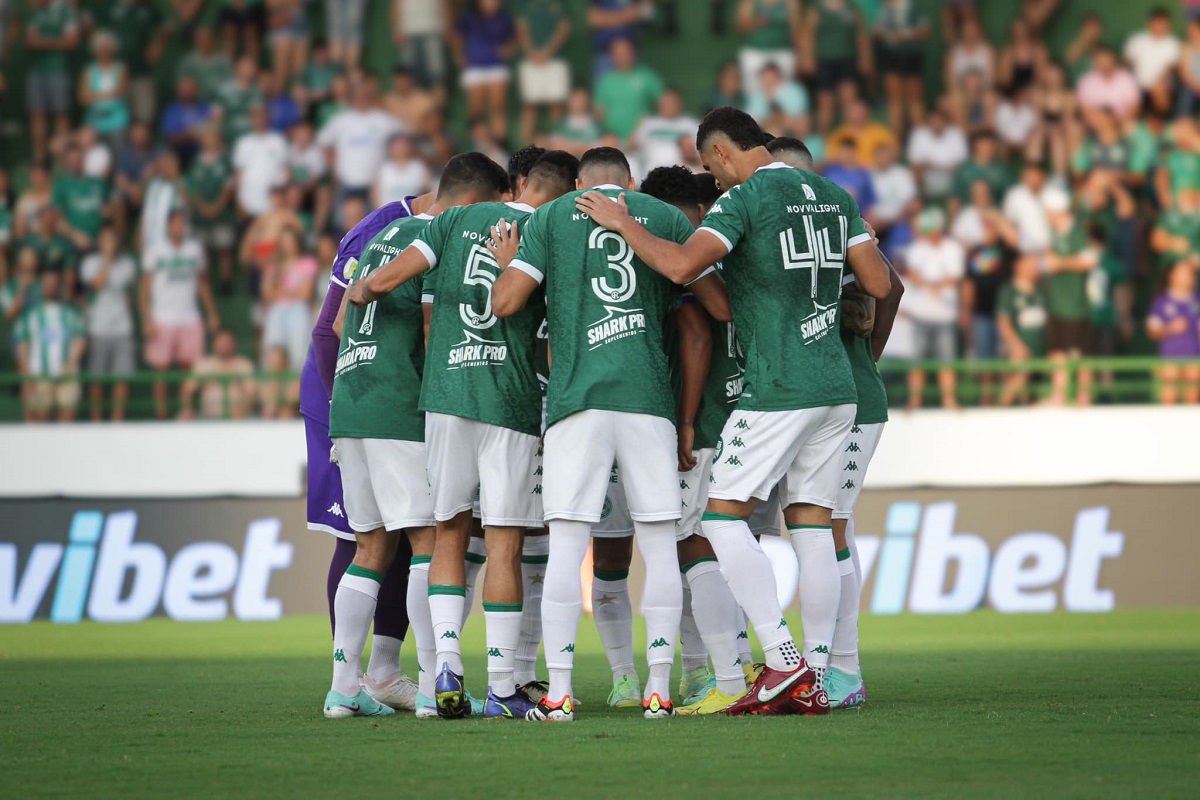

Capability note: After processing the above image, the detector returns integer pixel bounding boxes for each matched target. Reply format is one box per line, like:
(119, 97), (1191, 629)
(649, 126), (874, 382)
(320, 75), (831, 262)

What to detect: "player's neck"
(733, 147), (775, 186)
(517, 188), (556, 209)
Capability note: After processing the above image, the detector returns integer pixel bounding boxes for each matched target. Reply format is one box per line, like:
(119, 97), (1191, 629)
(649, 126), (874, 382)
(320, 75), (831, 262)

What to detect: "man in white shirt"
(906, 105), (969, 202)
(1003, 162), (1053, 253)
(869, 140), (918, 235)
(232, 105), (288, 219)
(633, 88), (700, 175)
(317, 82), (404, 202)
(140, 209), (220, 419)
(1123, 7), (1181, 115)
(901, 207), (965, 410)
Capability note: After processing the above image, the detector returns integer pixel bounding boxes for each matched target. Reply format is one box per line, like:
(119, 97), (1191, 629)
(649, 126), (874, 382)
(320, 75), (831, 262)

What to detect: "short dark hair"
(640, 166), (700, 209)
(1149, 6), (1171, 20)
(693, 172), (721, 207)
(438, 152), (510, 200)
(765, 136), (813, 170)
(526, 150), (580, 196)
(696, 106), (766, 153)
(508, 145), (547, 194)
(579, 146), (632, 183)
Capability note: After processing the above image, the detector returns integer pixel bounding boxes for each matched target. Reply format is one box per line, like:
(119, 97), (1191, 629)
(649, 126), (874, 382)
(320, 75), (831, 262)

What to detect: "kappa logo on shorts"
(842, 479), (856, 490)
(729, 437), (745, 448)
(531, 485), (542, 495)
(845, 442), (861, 453)
(845, 461), (859, 471)
(534, 465), (543, 476)
(851, 425), (862, 434)
(724, 455), (742, 466)
(680, 479), (690, 490)
(735, 419), (750, 430)
(327, 502), (344, 518)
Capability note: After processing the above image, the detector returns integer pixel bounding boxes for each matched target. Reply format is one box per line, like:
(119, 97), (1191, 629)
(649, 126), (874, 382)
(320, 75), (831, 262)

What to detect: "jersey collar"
(505, 201), (535, 213)
(755, 162), (793, 173)
(590, 184), (626, 191)
(414, 213), (433, 220)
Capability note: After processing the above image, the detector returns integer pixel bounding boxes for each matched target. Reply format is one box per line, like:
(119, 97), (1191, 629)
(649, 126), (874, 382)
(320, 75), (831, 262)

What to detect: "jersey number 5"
(588, 228), (637, 303)
(460, 244), (499, 330)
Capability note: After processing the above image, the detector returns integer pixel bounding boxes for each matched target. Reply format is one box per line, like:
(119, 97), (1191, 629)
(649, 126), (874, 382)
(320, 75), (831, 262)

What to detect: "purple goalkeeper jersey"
(299, 197), (416, 421)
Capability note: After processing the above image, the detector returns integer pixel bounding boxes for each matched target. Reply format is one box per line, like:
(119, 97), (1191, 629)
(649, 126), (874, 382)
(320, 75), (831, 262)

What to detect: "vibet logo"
(1, 511), (294, 624)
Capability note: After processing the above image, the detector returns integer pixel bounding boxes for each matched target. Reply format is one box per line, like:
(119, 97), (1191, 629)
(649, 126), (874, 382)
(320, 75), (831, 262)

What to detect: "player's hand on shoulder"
(487, 218), (520, 270)
(348, 279), (369, 307)
(576, 191), (630, 231)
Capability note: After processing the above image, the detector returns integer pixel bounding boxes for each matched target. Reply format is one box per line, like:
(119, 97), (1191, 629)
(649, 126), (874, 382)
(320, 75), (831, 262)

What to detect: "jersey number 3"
(588, 228), (637, 303)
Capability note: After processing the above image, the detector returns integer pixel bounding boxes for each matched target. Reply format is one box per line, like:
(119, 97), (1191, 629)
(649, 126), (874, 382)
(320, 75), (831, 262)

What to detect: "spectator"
(179, 329), (258, 419)
(1085, 222), (1132, 364)
(317, 81), (403, 211)
(298, 39), (342, 116)
(994, 84), (1041, 165)
(803, 0), (868, 134)
(953, 178), (1016, 249)
(24, 0), (81, 164)
(595, 38), (665, 144)
(822, 136), (877, 217)
(744, 62), (810, 133)
(233, 105), (289, 220)
(997, 18), (1047, 94)
(80, 225), (137, 421)
(373, 135), (431, 207)
(588, 0), (652, 78)
(140, 209), (219, 419)
(1076, 47), (1142, 125)
(286, 121), (329, 225)
(827, 99), (897, 169)
(112, 123), (156, 227)
(260, 227), (317, 414)
(1178, 17), (1200, 117)
(392, 0), (450, 103)
(633, 88), (700, 174)
(219, 1), (266, 62)
(868, 139), (918, 236)
(945, 68), (997, 139)
(382, 67), (437, 132)
(178, 27), (233, 103)
(550, 87), (602, 156)
(1003, 163), (1052, 254)
(1150, 202), (1200, 278)
(1043, 189), (1098, 406)
(1147, 262), (1200, 404)
(266, 0), (309, 87)
(1156, 117), (1200, 212)
(51, 147), (107, 259)
(140, 150), (187, 262)
(453, 0), (517, 145)
(161, 75), (214, 166)
(239, 186), (305, 289)
(326, 0), (367, 69)
(89, 0), (166, 125)
(79, 30), (131, 147)
(261, 72), (303, 133)
(995, 253), (1049, 406)
(1123, 6), (1181, 118)
(20, 208), (76, 300)
(874, 0), (931, 135)
(944, 15), (995, 93)
(14, 166), (53, 241)
(316, 73), (351, 129)
(962, 212), (1019, 403)
(188, 126), (238, 292)
(953, 132), (1014, 213)
(14, 269), (84, 423)
(1071, 110), (1130, 184)
(907, 103), (969, 202)
(516, 0), (571, 145)
(902, 207), (965, 410)
(78, 126), (114, 182)
(214, 56), (265, 145)
(1032, 63), (1075, 177)
(1065, 12), (1104, 82)
(1, 247), (40, 327)
(735, 0), (802, 94)
(169, 0), (206, 39)
(707, 62), (744, 112)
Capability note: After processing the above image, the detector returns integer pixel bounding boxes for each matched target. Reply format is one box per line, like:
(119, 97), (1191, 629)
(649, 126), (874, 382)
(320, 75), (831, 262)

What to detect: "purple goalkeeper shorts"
(304, 410), (355, 540)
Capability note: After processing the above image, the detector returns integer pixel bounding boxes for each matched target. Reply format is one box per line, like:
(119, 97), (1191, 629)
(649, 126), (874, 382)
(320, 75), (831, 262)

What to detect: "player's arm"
(352, 245), (430, 305)
(685, 268), (732, 322)
(332, 287), (350, 339)
(870, 252), (905, 361)
(846, 239), (892, 300)
(674, 299), (712, 472)
(494, 211), (547, 318)
(422, 299), (433, 346)
(574, 192), (726, 283)
(493, 268), (541, 318)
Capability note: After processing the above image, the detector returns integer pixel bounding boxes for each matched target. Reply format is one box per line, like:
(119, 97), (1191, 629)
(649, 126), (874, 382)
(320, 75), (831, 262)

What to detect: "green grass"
(2, 611), (1199, 799)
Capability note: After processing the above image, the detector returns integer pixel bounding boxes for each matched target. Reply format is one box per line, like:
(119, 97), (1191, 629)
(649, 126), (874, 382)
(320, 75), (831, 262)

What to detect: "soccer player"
(768, 135), (905, 709)
(323, 153), (509, 718)
(350, 151), (580, 720)
(302, 192), (427, 713)
(576, 108), (891, 716)
(490, 146), (732, 722)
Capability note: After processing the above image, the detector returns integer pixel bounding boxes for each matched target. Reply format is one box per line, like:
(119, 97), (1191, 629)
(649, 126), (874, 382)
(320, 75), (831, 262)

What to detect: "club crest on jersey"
(601, 496), (613, 520)
(713, 437), (724, 463)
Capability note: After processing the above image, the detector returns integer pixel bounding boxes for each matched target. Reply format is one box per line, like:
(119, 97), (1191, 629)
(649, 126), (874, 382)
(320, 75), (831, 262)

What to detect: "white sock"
(484, 604), (523, 697)
(702, 515), (800, 671)
(679, 584), (708, 675)
(542, 520), (591, 702)
(407, 558), (435, 697)
(636, 520), (682, 701)
(831, 518), (861, 675)
(790, 524), (838, 672)
(365, 635), (402, 683)
(734, 607), (753, 665)
(592, 568), (635, 679)
(330, 565), (382, 696)
(462, 537), (487, 630)
(429, 584), (466, 675)
(684, 559), (744, 696)
(516, 535), (548, 686)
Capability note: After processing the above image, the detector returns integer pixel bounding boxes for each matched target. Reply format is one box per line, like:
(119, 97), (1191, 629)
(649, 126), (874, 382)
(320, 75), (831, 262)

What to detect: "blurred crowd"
(2, 0), (1199, 422)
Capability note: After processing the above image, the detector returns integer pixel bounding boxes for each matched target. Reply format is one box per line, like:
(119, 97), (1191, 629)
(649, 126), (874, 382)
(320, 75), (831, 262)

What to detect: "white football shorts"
(832, 422), (885, 519)
(334, 437), (435, 533)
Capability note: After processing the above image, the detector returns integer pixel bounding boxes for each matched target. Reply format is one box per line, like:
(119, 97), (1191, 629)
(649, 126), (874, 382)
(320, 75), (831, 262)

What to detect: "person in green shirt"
(1084, 223), (1131, 361)
(52, 145), (111, 251)
(19, 208), (78, 300)
(352, 151), (578, 721)
(15, 270), (86, 423)
(953, 133), (1014, 210)
(1043, 191), (1099, 406)
(327, 152), (511, 721)
(214, 56), (264, 144)
(1150, 207), (1200, 278)
(594, 38), (665, 144)
(735, 0), (803, 95)
(88, 0), (166, 123)
(804, 0), (869, 134)
(549, 87), (601, 156)
(178, 27), (234, 103)
(516, 0), (572, 145)
(874, 0), (930, 135)
(24, 0), (81, 164)
(996, 254), (1049, 406)
(188, 126), (237, 291)
(1157, 117), (1200, 212)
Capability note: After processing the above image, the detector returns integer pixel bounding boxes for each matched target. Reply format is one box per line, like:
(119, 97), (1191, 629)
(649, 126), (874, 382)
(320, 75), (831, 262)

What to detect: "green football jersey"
(511, 186), (693, 428)
(1047, 221), (1090, 321)
(698, 163), (871, 412)
(841, 328), (887, 425)
(329, 215), (431, 441)
(997, 282), (1048, 357)
(413, 201), (544, 436)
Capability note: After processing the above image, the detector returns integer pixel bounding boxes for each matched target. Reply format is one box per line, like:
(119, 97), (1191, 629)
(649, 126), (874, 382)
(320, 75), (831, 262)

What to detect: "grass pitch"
(2, 610), (1198, 799)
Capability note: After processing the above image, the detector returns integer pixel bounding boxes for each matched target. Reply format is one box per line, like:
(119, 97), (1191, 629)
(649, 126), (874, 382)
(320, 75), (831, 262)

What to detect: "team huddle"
(302, 106), (901, 722)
